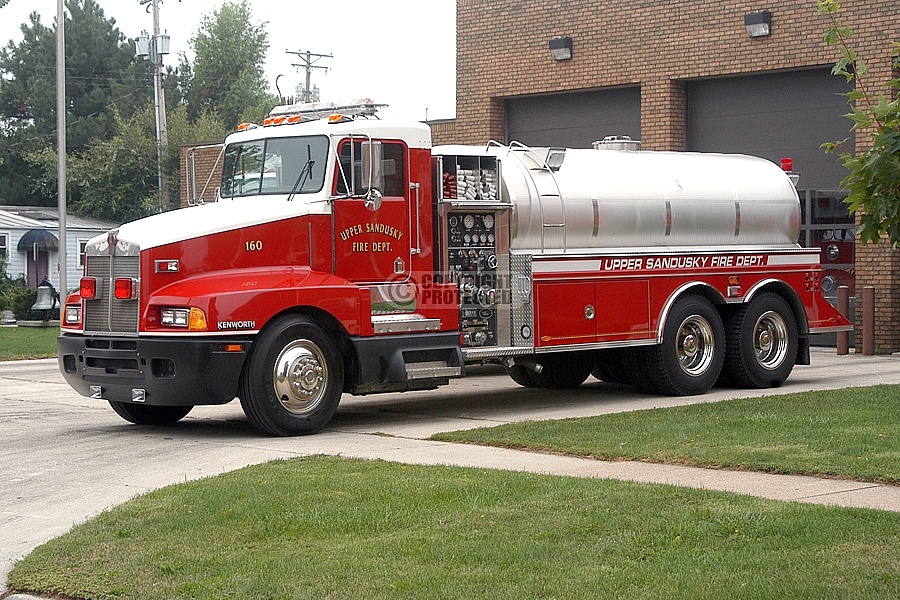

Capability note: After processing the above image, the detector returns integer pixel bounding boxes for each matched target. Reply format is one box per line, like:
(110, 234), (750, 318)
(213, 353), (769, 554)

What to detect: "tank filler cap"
(592, 135), (641, 151)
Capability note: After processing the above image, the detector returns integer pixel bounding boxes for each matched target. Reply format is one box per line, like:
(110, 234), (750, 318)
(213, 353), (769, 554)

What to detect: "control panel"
(447, 211), (499, 347)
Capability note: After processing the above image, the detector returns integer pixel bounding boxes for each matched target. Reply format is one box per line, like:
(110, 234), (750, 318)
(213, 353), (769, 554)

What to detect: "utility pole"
(286, 50), (332, 102)
(56, 0), (67, 295)
(137, 0), (170, 212)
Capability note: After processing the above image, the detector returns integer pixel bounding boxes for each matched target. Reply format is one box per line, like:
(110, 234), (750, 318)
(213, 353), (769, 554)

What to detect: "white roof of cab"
(224, 118), (432, 150)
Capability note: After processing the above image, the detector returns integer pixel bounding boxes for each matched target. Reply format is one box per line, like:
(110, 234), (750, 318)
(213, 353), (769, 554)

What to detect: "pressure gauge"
(449, 215), (458, 227)
(482, 214), (495, 229)
(463, 214), (475, 229)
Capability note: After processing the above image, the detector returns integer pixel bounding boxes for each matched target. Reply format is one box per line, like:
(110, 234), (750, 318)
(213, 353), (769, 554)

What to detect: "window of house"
(77, 239), (89, 268)
(0, 233), (8, 261)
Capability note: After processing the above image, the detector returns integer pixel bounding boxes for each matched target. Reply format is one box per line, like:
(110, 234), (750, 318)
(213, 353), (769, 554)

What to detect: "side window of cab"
(335, 140), (406, 197)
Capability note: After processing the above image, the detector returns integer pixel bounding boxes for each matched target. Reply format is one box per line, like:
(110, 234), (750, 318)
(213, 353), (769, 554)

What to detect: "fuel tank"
(434, 143), (801, 254)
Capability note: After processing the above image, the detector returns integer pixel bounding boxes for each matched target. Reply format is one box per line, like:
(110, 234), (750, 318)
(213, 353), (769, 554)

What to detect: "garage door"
(685, 68), (853, 189)
(506, 87), (641, 149)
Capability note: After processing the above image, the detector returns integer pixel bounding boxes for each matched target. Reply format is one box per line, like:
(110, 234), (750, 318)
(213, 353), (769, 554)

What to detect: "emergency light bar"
(268, 98), (387, 121)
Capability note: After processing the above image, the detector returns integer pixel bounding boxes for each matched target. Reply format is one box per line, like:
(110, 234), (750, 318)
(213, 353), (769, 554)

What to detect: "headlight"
(161, 308), (189, 327)
(64, 304), (81, 325)
(160, 307), (208, 331)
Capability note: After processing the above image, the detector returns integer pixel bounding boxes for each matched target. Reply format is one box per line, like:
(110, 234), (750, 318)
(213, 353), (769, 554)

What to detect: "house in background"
(0, 206), (118, 294)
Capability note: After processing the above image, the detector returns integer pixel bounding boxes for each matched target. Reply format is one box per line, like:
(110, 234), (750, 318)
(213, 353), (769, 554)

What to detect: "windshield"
(220, 135), (329, 198)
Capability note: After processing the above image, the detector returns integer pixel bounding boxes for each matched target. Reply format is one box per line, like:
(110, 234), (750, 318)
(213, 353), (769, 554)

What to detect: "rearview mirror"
(361, 141), (384, 195)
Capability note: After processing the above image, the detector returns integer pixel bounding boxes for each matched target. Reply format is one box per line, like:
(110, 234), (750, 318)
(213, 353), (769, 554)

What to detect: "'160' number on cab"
(245, 240), (263, 252)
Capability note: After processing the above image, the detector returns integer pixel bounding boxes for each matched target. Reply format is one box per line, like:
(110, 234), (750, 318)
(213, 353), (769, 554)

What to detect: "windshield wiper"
(287, 145), (315, 202)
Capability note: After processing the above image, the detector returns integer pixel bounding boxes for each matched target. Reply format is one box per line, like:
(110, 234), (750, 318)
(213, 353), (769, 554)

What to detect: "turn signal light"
(188, 307), (208, 331)
(80, 277), (97, 300)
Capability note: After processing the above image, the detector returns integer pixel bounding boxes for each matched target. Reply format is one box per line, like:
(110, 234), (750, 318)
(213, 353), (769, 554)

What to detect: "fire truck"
(58, 100), (852, 436)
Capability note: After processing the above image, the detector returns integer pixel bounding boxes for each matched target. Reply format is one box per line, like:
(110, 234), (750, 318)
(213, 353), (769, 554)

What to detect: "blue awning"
(17, 229), (58, 252)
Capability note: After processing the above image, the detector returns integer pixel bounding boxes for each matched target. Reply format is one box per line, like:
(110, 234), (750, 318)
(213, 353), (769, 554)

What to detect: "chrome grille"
(84, 255), (140, 334)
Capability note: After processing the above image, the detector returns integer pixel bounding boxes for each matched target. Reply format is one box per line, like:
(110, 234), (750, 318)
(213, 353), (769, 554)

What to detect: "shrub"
(0, 259), (37, 320)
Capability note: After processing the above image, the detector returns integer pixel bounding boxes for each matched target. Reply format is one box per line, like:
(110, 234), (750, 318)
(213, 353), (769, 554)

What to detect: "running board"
(372, 313), (441, 334)
(406, 360), (463, 380)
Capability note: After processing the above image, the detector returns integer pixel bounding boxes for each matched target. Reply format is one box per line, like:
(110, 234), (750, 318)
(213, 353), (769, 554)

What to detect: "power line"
(286, 50), (331, 103)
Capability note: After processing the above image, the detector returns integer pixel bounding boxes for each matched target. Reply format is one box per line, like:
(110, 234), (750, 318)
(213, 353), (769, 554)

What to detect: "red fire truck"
(58, 100), (852, 436)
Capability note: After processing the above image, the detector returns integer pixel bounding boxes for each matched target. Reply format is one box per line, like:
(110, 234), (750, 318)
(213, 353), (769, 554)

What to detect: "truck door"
(332, 138), (412, 284)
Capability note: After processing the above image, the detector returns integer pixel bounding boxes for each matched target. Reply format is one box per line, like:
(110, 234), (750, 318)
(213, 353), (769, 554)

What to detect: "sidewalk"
(239, 425), (900, 514)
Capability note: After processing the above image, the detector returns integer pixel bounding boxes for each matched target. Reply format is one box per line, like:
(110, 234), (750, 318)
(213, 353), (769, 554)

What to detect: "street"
(2, 349), (900, 589)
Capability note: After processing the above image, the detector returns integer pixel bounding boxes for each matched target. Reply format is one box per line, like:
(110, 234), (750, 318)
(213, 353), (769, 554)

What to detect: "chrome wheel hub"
(677, 315), (714, 376)
(273, 340), (328, 414)
(754, 311), (788, 370)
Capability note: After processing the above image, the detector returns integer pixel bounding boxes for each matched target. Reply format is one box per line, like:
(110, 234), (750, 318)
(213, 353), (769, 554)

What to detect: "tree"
(28, 102), (228, 222)
(0, 0), (152, 205)
(179, 0), (276, 130)
(819, 0), (900, 247)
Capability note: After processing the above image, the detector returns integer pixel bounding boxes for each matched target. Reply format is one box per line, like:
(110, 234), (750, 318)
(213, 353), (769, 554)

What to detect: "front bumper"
(58, 334), (252, 406)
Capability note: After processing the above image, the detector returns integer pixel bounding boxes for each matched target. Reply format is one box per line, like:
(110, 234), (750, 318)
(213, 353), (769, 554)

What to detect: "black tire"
(591, 349), (630, 384)
(506, 364), (539, 387)
(506, 353), (593, 389)
(645, 295), (725, 396)
(239, 315), (344, 436)
(108, 402), (192, 426)
(724, 293), (798, 388)
(530, 352), (594, 389)
(622, 347), (661, 393)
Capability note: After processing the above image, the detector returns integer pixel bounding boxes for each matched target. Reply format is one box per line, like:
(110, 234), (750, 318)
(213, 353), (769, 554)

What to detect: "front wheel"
(108, 402), (192, 426)
(724, 293), (798, 388)
(239, 315), (344, 436)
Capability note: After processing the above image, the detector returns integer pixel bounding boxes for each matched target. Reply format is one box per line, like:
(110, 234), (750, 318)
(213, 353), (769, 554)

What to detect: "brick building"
(180, 1), (899, 351)
(179, 142), (225, 207)
(434, 0), (899, 352)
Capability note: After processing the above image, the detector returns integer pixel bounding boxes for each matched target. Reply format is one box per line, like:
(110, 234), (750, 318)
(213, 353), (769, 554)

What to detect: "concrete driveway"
(2, 348), (899, 590)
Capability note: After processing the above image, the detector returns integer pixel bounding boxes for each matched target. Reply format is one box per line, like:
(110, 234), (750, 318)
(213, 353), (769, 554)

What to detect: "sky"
(0, 0), (457, 121)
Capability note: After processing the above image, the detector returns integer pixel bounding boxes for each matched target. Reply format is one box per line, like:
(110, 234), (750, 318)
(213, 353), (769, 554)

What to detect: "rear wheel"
(108, 402), (192, 426)
(506, 364), (539, 387)
(239, 315), (344, 436)
(724, 293), (797, 388)
(506, 353), (594, 389)
(645, 295), (725, 396)
(591, 349), (630, 384)
(622, 347), (660, 393)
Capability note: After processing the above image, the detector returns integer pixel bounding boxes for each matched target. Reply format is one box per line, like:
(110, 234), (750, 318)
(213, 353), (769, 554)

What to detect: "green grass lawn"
(0, 325), (58, 360)
(432, 385), (900, 484)
(8, 456), (900, 600)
